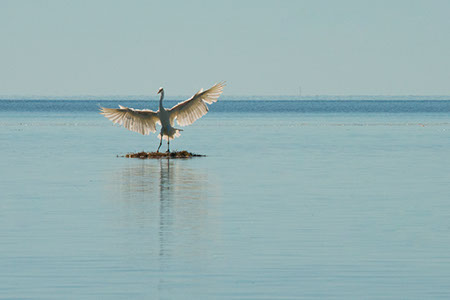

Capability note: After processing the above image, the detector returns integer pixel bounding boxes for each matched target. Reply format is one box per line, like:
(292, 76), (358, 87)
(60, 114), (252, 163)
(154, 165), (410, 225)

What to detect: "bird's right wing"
(168, 82), (225, 126)
(100, 105), (160, 135)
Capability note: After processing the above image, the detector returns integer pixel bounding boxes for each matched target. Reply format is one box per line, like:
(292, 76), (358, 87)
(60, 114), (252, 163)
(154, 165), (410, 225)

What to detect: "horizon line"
(1, 94), (450, 101)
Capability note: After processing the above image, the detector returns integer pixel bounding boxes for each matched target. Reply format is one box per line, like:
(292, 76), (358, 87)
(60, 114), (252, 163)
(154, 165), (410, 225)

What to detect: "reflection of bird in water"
(100, 82), (226, 152)
(110, 159), (219, 260)
(158, 159), (174, 258)
(106, 159), (221, 296)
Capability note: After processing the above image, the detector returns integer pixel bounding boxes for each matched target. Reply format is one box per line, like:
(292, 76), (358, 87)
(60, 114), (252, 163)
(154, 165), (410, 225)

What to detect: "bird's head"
(157, 87), (164, 95)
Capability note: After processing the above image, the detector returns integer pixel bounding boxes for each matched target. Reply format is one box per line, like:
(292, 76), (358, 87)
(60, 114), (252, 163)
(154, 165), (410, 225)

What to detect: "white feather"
(99, 106), (159, 135)
(169, 81), (226, 127)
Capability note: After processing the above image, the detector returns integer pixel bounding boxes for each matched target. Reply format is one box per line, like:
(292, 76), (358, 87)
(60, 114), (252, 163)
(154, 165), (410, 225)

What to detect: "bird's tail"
(158, 128), (183, 141)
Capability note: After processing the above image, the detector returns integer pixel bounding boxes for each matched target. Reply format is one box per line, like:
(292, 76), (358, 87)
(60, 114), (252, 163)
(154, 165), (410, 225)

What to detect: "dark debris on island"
(121, 151), (205, 159)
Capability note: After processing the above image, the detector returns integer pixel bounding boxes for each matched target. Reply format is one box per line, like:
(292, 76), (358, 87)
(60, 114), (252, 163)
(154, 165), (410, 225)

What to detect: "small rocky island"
(122, 151), (204, 159)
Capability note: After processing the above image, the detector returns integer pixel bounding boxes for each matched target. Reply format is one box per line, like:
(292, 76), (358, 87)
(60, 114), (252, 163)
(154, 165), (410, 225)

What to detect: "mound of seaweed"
(123, 151), (204, 159)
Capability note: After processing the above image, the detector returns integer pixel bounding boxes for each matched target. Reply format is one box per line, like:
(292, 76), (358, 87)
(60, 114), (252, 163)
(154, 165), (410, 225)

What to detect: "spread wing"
(168, 81), (225, 127)
(100, 105), (160, 135)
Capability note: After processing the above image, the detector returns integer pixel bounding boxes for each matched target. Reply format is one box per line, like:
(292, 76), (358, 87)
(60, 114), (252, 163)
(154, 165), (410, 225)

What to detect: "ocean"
(1, 99), (450, 299)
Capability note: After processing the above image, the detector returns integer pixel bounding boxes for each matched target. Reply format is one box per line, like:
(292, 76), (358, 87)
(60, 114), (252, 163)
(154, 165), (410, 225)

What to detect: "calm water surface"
(1, 100), (450, 299)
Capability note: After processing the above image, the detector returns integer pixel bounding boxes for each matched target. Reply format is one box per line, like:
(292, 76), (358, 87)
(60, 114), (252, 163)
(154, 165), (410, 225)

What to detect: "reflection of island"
(108, 159), (220, 263)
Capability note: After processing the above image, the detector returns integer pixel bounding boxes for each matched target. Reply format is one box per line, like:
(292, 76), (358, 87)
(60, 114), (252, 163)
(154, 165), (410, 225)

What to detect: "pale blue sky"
(0, 0), (449, 96)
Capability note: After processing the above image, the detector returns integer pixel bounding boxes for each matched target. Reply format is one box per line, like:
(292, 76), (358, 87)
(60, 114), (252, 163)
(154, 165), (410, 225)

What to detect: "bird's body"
(157, 103), (181, 141)
(100, 82), (225, 152)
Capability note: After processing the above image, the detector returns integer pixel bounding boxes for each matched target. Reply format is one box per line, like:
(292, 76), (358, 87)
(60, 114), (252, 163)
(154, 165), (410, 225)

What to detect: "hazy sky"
(1, 0), (449, 96)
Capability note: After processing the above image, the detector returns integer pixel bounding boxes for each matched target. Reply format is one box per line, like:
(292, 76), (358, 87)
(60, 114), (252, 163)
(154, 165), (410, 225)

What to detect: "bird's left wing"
(169, 81), (225, 126)
(100, 105), (160, 135)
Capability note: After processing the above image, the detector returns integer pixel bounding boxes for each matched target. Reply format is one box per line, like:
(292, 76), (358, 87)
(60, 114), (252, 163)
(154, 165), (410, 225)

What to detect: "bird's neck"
(159, 90), (165, 110)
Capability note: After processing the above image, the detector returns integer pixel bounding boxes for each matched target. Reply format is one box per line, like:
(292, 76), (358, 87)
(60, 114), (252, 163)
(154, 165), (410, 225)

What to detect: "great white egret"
(100, 82), (225, 152)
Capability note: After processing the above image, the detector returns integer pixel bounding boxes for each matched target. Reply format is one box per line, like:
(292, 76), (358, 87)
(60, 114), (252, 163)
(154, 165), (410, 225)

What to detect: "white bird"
(100, 82), (225, 152)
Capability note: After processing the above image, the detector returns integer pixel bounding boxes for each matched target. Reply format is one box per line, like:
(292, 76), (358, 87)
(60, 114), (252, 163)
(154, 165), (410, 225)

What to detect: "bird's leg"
(167, 137), (170, 153)
(157, 134), (163, 153)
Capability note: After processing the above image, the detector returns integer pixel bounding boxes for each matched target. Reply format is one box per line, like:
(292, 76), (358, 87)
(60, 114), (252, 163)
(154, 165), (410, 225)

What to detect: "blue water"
(1, 100), (450, 299)
(1, 99), (450, 113)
